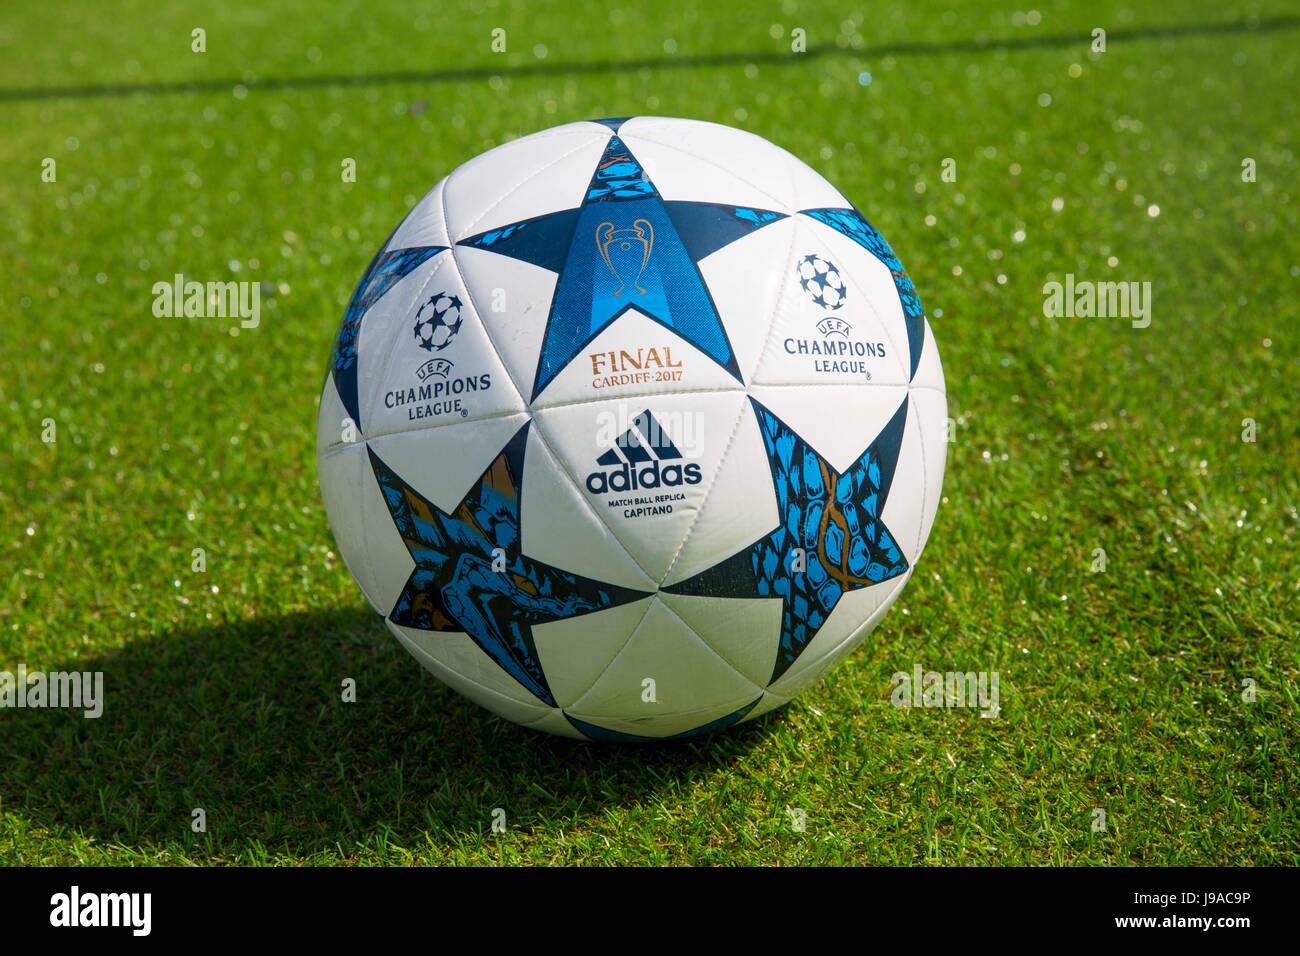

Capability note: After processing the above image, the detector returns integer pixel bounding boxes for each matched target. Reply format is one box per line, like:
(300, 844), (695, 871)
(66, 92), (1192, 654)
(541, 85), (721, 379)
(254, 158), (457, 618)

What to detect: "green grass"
(1, 0), (1297, 865)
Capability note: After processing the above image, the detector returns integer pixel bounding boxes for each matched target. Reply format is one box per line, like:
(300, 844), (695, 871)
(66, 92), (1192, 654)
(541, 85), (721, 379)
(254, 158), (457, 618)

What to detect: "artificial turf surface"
(1, 0), (1297, 865)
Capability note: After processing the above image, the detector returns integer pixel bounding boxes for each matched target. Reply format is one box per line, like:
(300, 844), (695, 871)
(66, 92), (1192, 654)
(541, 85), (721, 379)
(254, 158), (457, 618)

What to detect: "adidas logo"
(585, 409), (703, 495)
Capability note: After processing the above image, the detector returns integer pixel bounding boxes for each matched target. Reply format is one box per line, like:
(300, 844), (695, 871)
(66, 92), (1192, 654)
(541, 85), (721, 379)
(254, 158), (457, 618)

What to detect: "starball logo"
(785, 251), (886, 377)
(382, 291), (493, 421)
(413, 291), (464, 352)
(585, 409), (702, 498)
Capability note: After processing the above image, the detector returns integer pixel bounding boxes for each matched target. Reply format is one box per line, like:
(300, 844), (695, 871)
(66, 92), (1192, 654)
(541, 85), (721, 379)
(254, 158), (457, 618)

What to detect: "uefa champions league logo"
(783, 252), (887, 377)
(816, 316), (853, 338)
(377, 289), (494, 422)
(415, 357), (454, 382)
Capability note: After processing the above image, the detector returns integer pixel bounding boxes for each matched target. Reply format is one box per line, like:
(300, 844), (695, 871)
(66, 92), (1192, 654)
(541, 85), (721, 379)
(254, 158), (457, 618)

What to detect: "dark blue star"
(665, 397), (911, 683)
(459, 128), (788, 400)
(368, 423), (651, 707)
(566, 697), (763, 743)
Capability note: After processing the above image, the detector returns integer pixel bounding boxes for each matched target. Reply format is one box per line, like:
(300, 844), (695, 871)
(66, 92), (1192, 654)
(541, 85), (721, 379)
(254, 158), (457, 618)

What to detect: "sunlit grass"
(0, 0), (1296, 865)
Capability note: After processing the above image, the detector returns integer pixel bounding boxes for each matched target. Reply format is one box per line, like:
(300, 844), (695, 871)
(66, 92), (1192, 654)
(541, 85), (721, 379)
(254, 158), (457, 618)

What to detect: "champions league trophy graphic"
(596, 219), (654, 297)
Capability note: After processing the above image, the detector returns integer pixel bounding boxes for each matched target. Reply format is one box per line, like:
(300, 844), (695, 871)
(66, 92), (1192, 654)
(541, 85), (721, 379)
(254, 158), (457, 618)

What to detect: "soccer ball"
(316, 117), (946, 741)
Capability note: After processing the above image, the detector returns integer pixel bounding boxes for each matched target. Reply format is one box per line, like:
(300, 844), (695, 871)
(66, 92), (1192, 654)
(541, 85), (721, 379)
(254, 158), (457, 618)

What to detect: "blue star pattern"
(368, 423), (651, 707)
(458, 127), (789, 399)
(331, 243), (447, 426)
(566, 697), (763, 743)
(801, 207), (926, 378)
(666, 397), (911, 683)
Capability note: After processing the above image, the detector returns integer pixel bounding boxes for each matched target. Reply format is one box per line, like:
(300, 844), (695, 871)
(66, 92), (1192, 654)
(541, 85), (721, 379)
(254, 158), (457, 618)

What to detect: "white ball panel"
(780, 152), (854, 212)
(442, 127), (609, 241)
(532, 597), (653, 709)
(569, 598), (761, 718)
(874, 391), (947, 568)
(387, 619), (553, 723)
(618, 126), (791, 211)
(657, 592), (783, 688)
(911, 317), (945, 393)
(453, 244), (556, 402)
(875, 402), (927, 566)
(748, 383), (909, 476)
(752, 216), (911, 388)
(696, 214), (797, 385)
(366, 413), (530, 515)
(316, 372), (352, 457)
(906, 387), (948, 559)
(532, 390), (749, 584)
(623, 117), (852, 212)
(659, 400), (778, 586)
(387, 177), (450, 252)
(317, 442), (415, 617)
(357, 254), (525, 441)
(518, 425), (658, 590)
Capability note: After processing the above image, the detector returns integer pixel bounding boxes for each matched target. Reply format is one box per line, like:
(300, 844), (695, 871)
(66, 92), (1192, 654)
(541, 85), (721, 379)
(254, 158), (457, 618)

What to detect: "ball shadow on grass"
(0, 605), (777, 859)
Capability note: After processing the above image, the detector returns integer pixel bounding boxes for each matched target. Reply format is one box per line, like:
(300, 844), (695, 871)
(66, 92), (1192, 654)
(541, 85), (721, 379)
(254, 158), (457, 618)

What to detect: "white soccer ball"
(316, 117), (947, 741)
